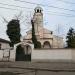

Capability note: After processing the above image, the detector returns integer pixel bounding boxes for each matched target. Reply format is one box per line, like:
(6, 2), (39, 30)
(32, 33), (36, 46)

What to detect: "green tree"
(6, 19), (21, 47)
(66, 27), (75, 48)
(31, 19), (41, 48)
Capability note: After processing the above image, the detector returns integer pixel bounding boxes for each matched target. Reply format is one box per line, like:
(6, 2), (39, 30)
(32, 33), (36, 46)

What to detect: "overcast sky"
(0, 0), (75, 41)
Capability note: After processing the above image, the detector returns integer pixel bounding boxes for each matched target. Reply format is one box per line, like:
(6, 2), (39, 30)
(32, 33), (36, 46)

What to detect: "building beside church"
(0, 38), (10, 49)
(23, 6), (64, 48)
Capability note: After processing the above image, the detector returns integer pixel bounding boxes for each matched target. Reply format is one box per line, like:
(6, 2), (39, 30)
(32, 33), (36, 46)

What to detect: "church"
(23, 6), (64, 48)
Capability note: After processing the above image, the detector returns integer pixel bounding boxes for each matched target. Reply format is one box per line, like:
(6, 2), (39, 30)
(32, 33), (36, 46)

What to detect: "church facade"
(23, 6), (64, 48)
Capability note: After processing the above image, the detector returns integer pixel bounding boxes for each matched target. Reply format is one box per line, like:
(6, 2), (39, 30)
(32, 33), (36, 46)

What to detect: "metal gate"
(16, 45), (31, 61)
(24, 45), (31, 61)
(24, 54), (31, 61)
(16, 45), (25, 61)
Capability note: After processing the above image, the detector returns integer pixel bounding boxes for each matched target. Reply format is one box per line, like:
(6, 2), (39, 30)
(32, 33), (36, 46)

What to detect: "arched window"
(43, 41), (51, 48)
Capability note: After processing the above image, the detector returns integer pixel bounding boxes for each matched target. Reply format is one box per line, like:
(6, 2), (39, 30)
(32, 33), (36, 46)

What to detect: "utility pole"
(57, 24), (60, 48)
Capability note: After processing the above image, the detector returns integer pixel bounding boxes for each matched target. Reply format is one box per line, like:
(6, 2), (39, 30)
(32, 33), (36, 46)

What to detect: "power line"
(0, 2), (33, 10)
(15, 0), (75, 12)
(46, 10), (75, 17)
(0, 2), (75, 17)
(46, 12), (75, 17)
(0, 6), (19, 10)
(57, 0), (75, 5)
(0, 6), (75, 18)
(0, 3), (75, 17)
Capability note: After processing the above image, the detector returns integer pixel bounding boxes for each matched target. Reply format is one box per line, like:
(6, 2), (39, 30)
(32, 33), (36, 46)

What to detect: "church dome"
(34, 6), (43, 13)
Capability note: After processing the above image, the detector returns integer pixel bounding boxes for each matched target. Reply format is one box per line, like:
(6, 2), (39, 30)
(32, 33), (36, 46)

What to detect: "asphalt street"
(0, 61), (75, 75)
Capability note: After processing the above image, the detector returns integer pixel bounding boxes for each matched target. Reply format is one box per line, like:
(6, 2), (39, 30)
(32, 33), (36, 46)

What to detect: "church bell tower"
(33, 6), (43, 33)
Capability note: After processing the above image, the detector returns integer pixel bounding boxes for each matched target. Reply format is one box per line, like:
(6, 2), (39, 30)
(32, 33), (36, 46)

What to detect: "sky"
(0, 0), (75, 42)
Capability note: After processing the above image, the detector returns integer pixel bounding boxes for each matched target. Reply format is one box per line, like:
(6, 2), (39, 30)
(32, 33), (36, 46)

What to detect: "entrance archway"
(43, 41), (51, 48)
(14, 42), (33, 61)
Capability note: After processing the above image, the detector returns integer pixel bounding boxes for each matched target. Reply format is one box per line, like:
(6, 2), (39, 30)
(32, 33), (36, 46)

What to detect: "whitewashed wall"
(0, 50), (3, 61)
(0, 49), (10, 61)
(0, 42), (10, 49)
(32, 49), (75, 61)
(9, 49), (16, 62)
(71, 50), (75, 61)
(0, 48), (75, 62)
(0, 48), (15, 61)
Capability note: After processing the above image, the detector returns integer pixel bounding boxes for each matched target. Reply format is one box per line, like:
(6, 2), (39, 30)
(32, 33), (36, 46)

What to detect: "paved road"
(0, 62), (75, 75)
(0, 68), (75, 75)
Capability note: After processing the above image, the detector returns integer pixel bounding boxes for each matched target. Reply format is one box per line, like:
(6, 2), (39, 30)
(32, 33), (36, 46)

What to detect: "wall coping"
(34, 48), (75, 50)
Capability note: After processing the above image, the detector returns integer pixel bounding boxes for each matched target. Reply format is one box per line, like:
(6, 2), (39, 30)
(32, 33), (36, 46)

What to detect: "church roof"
(25, 28), (53, 39)
(53, 35), (63, 39)
(43, 28), (53, 34)
(0, 38), (10, 43)
(26, 28), (53, 34)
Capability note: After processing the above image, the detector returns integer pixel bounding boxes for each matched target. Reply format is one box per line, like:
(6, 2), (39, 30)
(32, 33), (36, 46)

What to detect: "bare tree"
(2, 17), (8, 23)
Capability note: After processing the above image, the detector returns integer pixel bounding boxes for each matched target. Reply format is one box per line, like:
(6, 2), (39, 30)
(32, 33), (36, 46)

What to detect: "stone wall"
(0, 48), (15, 62)
(32, 48), (75, 62)
(0, 47), (75, 62)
